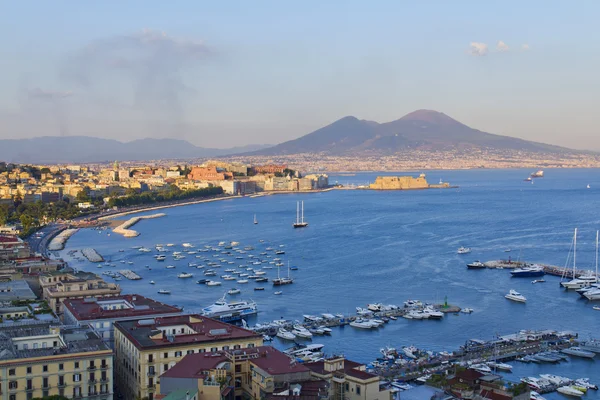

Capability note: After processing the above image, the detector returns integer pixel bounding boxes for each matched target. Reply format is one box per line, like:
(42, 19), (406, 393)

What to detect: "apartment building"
(0, 321), (114, 400)
(0, 235), (30, 261)
(114, 314), (262, 400)
(39, 271), (121, 314)
(63, 294), (183, 349)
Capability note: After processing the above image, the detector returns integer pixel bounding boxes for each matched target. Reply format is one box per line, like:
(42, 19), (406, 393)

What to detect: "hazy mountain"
(252, 110), (574, 155)
(0, 136), (272, 163)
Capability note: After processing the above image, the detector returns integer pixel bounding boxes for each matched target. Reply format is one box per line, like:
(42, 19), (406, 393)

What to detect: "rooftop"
(0, 280), (37, 302)
(115, 314), (261, 350)
(303, 358), (377, 381)
(0, 322), (111, 361)
(162, 388), (200, 400)
(63, 294), (182, 321)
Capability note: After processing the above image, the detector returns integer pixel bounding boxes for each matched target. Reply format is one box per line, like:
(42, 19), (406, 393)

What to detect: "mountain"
(252, 110), (573, 155)
(0, 137), (272, 163)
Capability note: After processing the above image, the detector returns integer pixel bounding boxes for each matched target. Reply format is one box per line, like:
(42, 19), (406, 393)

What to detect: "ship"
(200, 295), (258, 322)
(510, 265), (545, 277)
(531, 170), (544, 178)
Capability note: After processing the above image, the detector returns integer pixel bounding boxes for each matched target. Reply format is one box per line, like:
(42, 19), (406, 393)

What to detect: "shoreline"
(113, 213), (166, 237)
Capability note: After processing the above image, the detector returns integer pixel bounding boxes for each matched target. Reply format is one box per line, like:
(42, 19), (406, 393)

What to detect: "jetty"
(81, 248), (104, 263)
(47, 228), (79, 251)
(113, 213), (165, 238)
(484, 259), (597, 278)
(118, 270), (142, 280)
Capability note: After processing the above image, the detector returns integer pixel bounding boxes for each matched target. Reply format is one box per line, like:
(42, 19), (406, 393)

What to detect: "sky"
(1, 1), (599, 150)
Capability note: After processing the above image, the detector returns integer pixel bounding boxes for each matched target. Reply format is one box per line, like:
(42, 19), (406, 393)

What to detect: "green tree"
(0, 204), (10, 225)
(20, 214), (35, 232)
(76, 188), (91, 202)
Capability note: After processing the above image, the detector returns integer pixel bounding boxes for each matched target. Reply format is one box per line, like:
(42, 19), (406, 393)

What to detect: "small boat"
(276, 328), (296, 340)
(196, 279), (208, 284)
(505, 289), (527, 303)
(177, 272), (193, 279)
(504, 249), (511, 252)
(150, 281), (155, 285)
(166, 265), (176, 269)
(274, 291), (282, 295)
(158, 289), (171, 294)
(531, 279), (546, 284)
(237, 279), (249, 284)
(467, 261), (485, 269)
(228, 288), (241, 295)
(587, 184), (591, 189)
(461, 308), (474, 314)
(254, 287), (265, 291)
(594, 306), (600, 311)
(557, 386), (584, 397)
(206, 281), (222, 286)
(457, 246), (471, 254)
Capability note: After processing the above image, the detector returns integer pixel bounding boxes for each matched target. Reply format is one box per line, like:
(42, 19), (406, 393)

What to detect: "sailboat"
(273, 261), (294, 286)
(561, 228), (598, 290)
(293, 201), (308, 228)
(253, 214), (258, 225)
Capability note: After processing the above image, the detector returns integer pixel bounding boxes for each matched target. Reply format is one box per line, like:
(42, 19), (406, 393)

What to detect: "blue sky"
(1, 1), (599, 149)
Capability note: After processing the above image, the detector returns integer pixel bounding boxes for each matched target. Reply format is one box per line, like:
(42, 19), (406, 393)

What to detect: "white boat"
(561, 347), (596, 358)
(487, 361), (513, 371)
(349, 319), (377, 329)
(423, 306), (444, 319)
(292, 325), (313, 339)
(156, 255), (166, 261)
(206, 281), (222, 286)
(274, 291), (282, 295)
(561, 228), (599, 289)
(530, 391), (546, 400)
(293, 201), (308, 228)
(158, 289), (171, 294)
(237, 279), (249, 284)
(402, 346), (418, 359)
(367, 303), (382, 312)
(182, 243), (194, 248)
(149, 280), (155, 285)
(557, 386), (584, 397)
(138, 247), (152, 252)
(539, 374), (571, 386)
(201, 295), (257, 319)
(222, 275), (236, 281)
(471, 363), (491, 373)
(177, 272), (193, 278)
(505, 289), (527, 303)
(228, 289), (241, 295)
(276, 328), (296, 340)
(404, 300), (423, 308)
(457, 246), (471, 254)
(166, 265), (176, 269)
(461, 308), (474, 314)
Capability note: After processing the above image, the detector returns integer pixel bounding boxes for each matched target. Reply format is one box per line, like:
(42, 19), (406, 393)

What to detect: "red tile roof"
(0, 235), (21, 244)
(250, 347), (310, 376)
(63, 294), (182, 321)
(303, 359), (377, 381)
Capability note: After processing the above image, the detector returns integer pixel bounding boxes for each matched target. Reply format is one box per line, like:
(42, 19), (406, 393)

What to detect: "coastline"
(113, 213), (166, 237)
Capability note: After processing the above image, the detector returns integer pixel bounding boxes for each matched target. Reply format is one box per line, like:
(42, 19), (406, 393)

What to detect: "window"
(247, 343), (255, 348)
(27, 366), (32, 374)
(9, 381), (18, 389)
(186, 350), (194, 355)
(356, 385), (361, 395)
(33, 343), (39, 349)
(235, 364), (241, 373)
(345, 383), (349, 391)
(8, 368), (15, 376)
(163, 352), (168, 358)
(175, 351), (182, 357)
(42, 391), (49, 398)
(59, 376), (65, 386)
(42, 342), (47, 348)
(199, 348), (205, 353)
(210, 347), (218, 352)
(27, 394), (33, 400)
(10, 395), (16, 400)
(59, 363), (64, 370)
(27, 379), (33, 390)
(23, 344), (28, 350)
(233, 345), (241, 350)
(53, 341), (58, 347)
(163, 364), (168, 372)
(148, 354), (153, 362)
(223, 345), (229, 350)
(43, 365), (48, 372)
(90, 372), (95, 381)
(74, 361), (80, 368)
(73, 373), (81, 382)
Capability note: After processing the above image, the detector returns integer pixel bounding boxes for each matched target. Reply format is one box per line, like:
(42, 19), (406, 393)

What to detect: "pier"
(112, 213), (165, 237)
(47, 228), (79, 251)
(81, 248), (104, 263)
(119, 269), (142, 280)
(484, 259), (597, 279)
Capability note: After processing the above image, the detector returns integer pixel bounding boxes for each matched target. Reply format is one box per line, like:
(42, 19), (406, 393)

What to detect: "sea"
(59, 168), (600, 399)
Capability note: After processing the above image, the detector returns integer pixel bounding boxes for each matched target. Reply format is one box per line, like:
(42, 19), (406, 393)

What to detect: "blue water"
(60, 169), (600, 398)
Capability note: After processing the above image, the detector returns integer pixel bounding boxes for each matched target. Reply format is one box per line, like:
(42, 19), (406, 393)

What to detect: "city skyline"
(1, 1), (600, 150)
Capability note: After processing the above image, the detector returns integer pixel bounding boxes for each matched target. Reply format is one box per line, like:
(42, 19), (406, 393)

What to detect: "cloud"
(496, 40), (509, 52)
(468, 42), (488, 56)
(28, 87), (73, 99)
(522, 44), (530, 51)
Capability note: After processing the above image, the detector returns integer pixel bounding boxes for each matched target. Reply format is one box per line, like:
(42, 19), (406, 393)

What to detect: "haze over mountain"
(252, 110), (574, 156)
(0, 137), (271, 164)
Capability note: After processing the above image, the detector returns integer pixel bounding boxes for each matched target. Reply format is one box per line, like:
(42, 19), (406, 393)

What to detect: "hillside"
(253, 110), (573, 155)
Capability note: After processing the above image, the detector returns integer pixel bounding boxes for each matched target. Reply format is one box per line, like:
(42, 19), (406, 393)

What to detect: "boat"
(561, 228), (598, 289)
(467, 260), (485, 269)
(158, 289), (171, 294)
(206, 281), (222, 286)
(254, 287), (265, 291)
(511, 265), (545, 277)
(531, 170), (544, 178)
(530, 391), (546, 400)
(402, 346), (418, 359)
(575, 378), (598, 390)
(561, 347), (596, 358)
(177, 272), (193, 278)
(196, 279), (208, 284)
(487, 361), (513, 372)
(367, 303), (382, 312)
(461, 308), (474, 314)
(457, 246), (471, 254)
(350, 319), (377, 329)
(587, 184), (591, 189)
(293, 201), (308, 228)
(254, 214), (258, 225)
(149, 281), (155, 285)
(237, 279), (249, 284)
(404, 300), (423, 308)
(292, 325), (313, 339)
(228, 288), (241, 295)
(471, 364), (491, 374)
(273, 262), (294, 286)
(166, 265), (176, 269)
(423, 306), (444, 319)
(201, 295), (257, 320)
(276, 328), (296, 340)
(557, 386), (584, 397)
(595, 306), (600, 311)
(505, 289), (527, 303)
(182, 243), (194, 248)
(531, 279), (546, 284)
(274, 291), (282, 295)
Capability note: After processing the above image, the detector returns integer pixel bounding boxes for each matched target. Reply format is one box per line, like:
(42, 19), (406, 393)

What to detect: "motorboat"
(531, 279), (546, 284)
(403, 300), (423, 308)
(562, 274), (598, 290)
(237, 279), (249, 284)
(471, 363), (491, 374)
(196, 279), (208, 284)
(487, 361), (513, 372)
(228, 288), (241, 295)
(206, 281), (222, 286)
(177, 272), (193, 278)
(158, 289), (171, 294)
(556, 386), (584, 397)
(540, 374), (572, 386)
(182, 243), (194, 248)
(166, 265), (176, 269)
(579, 339), (600, 353)
(505, 289), (527, 303)
(367, 303), (383, 312)
(292, 325), (313, 339)
(350, 319), (376, 329)
(423, 306), (444, 319)
(461, 308), (474, 314)
(511, 265), (545, 277)
(575, 378), (598, 390)
(561, 347), (596, 358)
(530, 391), (546, 400)
(149, 281), (155, 285)
(254, 287), (265, 291)
(402, 346), (418, 359)
(457, 246), (471, 254)
(276, 328), (296, 340)
(274, 291), (282, 295)
(467, 260), (485, 269)
(201, 295), (257, 320)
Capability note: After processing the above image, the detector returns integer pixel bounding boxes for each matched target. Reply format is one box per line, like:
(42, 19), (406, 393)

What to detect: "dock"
(118, 269), (142, 280)
(113, 213), (165, 238)
(484, 259), (597, 279)
(81, 248), (103, 263)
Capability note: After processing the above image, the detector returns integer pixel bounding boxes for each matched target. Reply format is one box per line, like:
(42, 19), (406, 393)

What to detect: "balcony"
(100, 364), (109, 370)
(100, 377), (109, 383)
(147, 384), (156, 391)
(204, 379), (220, 387)
(88, 365), (97, 370)
(58, 382), (67, 388)
(88, 378), (97, 384)
(42, 384), (52, 390)
(147, 370), (156, 377)
(26, 387), (36, 392)
(332, 372), (346, 384)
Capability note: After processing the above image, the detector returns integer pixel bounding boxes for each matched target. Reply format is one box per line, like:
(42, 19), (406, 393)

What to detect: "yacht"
(562, 274), (598, 290)
(293, 201), (308, 228)
(457, 246), (471, 254)
(487, 361), (513, 372)
(177, 272), (193, 278)
(403, 300), (423, 308)
(556, 386), (584, 397)
(276, 328), (296, 340)
(228, 288), (241, 295)
(367, 303), (383, 312)
(206, 281), (222, 286)
(182, 243), (194, 248)
(166, 265), (176, 269)
(467, 260), (485, 269)
(579, 339), (600, 353)
(158, 289), (171, 294)
(511, 265), (545, 277)
(201, 295), (257, 320)
(350, 319), (377, 329)
(402, 346), (418, 359)
(505, 289), (527, 303)
(561, 347), (596, 359)
(273, 263), (294, 286)
(423, 306), (444, 319)
(292, 325), (313, 339)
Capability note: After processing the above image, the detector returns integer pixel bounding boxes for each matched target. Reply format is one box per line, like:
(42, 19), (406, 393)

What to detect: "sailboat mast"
(596, 230), (599, 280)
(574, 228), (577, 276)
(296, 202), (300, 224)
(301, 201), (304, 224)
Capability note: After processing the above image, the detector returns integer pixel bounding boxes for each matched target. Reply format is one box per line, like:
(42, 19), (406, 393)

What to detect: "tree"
(20, 214), (35, 232)
(0, 204), (10, 225)
(76, 188), (91, 202)
(40, 167), (51, 174)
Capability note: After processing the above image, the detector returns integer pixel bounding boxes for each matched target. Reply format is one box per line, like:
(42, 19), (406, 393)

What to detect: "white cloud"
(496, 40), (509, 52)
(522, 43), (530, 51)
(468, 42), (488, 56)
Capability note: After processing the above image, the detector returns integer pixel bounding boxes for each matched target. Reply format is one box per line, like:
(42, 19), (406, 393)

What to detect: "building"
(0, 321), (114, 399)
(369, 174), (430, 190)
(0, 235), (30, 261)
(40, 271), (122, 314)
(114, 314), (263, 400)
(304, 356), (392, 400)
(63, 294), (183, 349)
(304, 174), (329, 189)
(251, 165), (287, 175)
(0, 279), (37, 302)
(157, 346), (318, 400)
(0, 306), (30, 320)
(188, 167), (233, 181)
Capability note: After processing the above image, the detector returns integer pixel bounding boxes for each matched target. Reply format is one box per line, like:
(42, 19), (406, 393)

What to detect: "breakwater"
(81, 248), (104, 263)
(484, 259), (597, 278)
(47, 228), (79, 251)
(113, 213), (166, 237)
